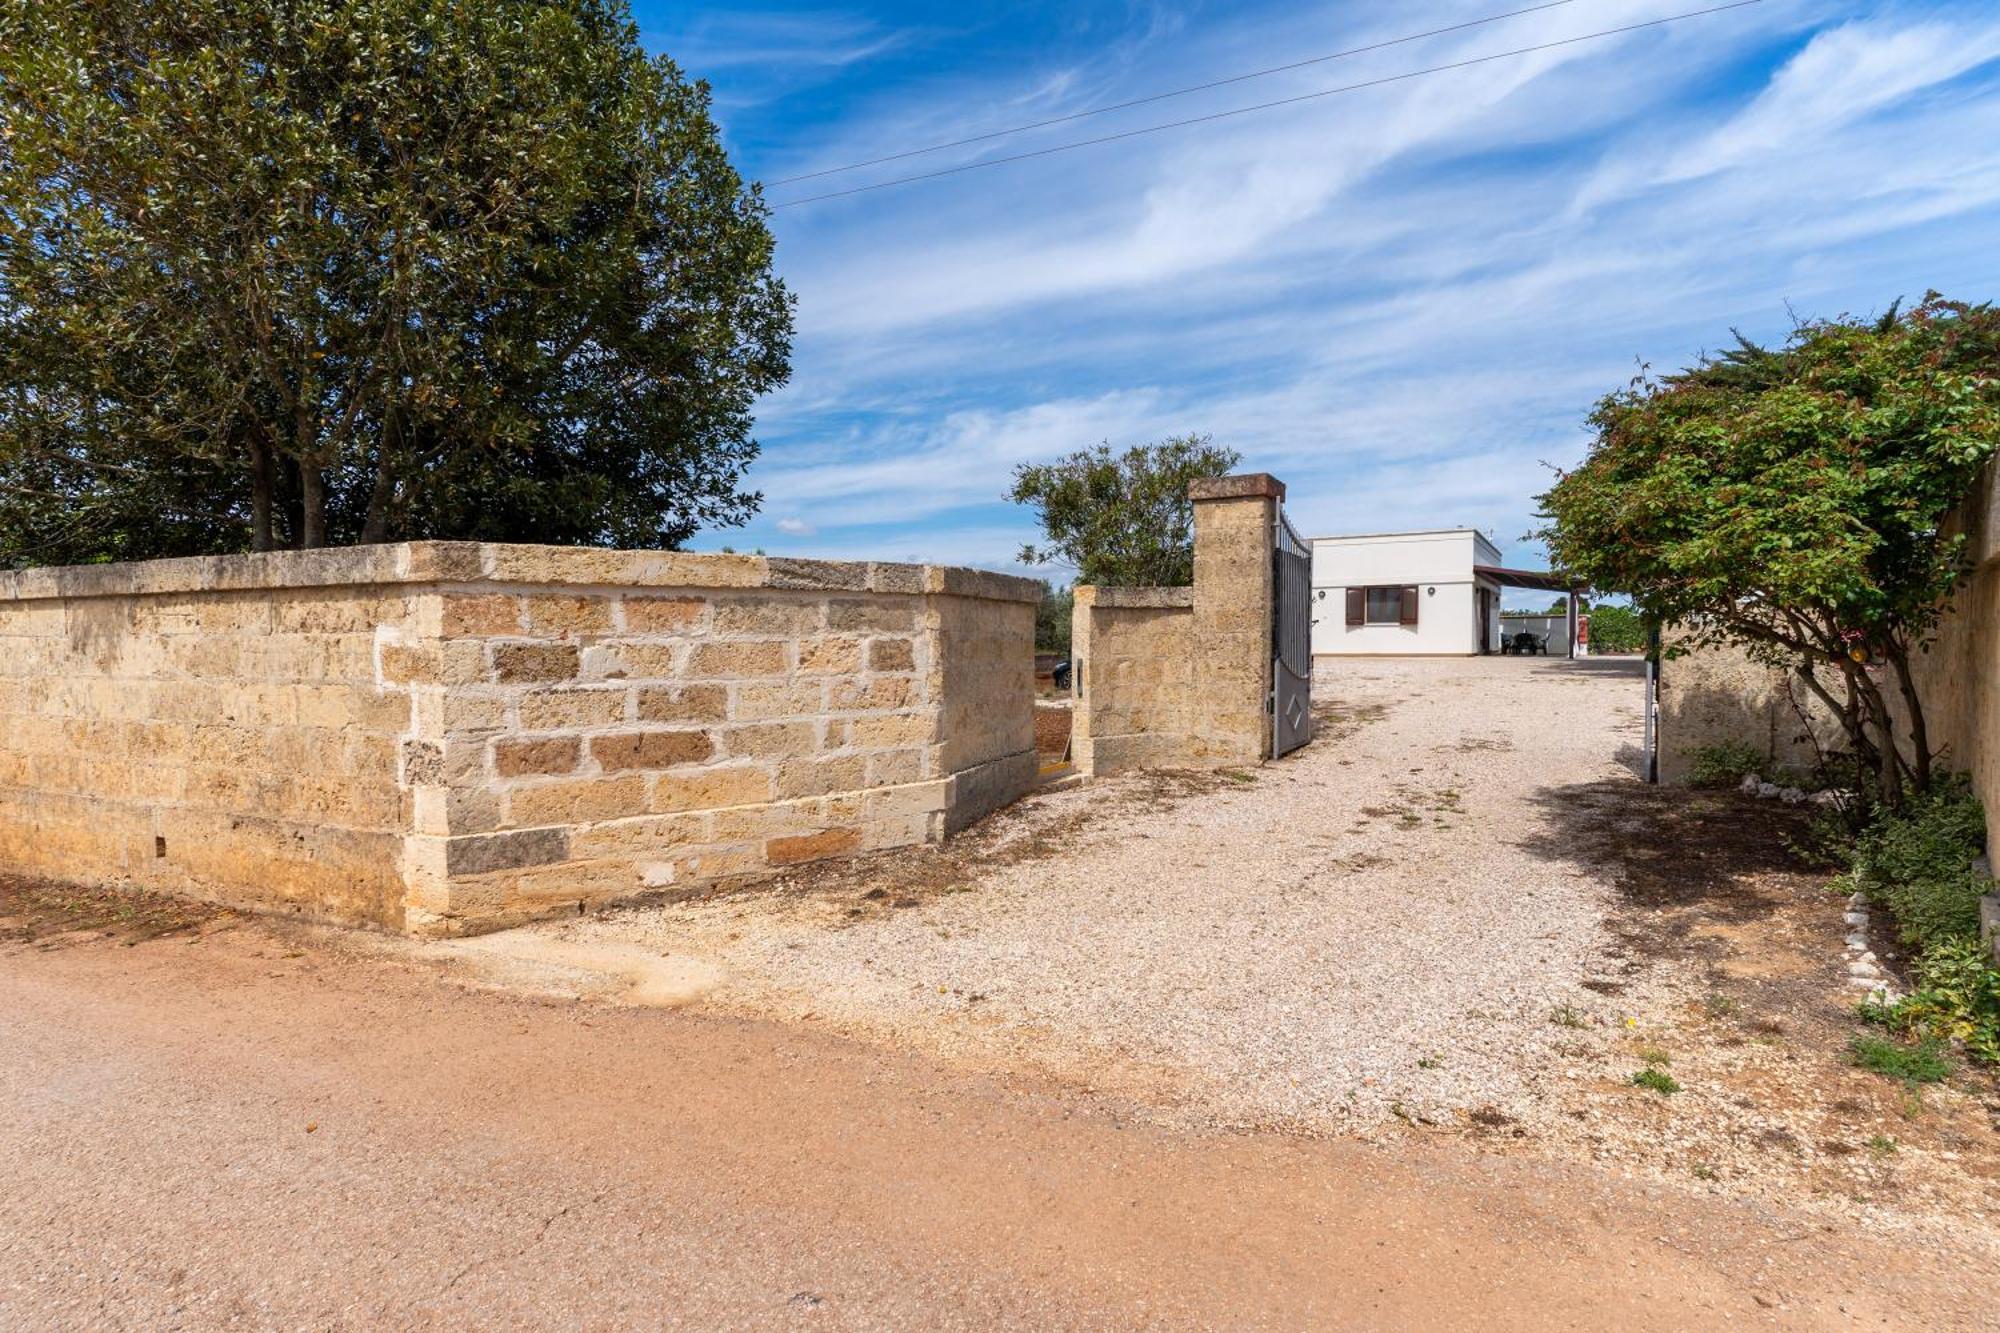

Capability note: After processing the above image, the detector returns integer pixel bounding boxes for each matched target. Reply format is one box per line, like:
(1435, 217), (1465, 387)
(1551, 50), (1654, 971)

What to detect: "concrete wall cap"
(1078, 586), (1195, 609)
(0, 541), (1044, 604)
(1189, 473), (1285, 502)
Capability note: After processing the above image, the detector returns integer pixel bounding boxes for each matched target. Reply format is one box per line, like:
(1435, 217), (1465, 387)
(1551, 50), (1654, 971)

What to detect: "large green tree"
(1538, 296), (2000, 808)
(1008, 434), (1240, 586)
(0, 0), (792, 564)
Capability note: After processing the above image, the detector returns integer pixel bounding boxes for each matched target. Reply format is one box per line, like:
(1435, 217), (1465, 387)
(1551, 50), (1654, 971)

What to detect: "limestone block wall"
(0, 544), (1039, 935)
(1655, 637), (1840, 784)
(1659, 463), (2000, 853)
(1069, 473), (1287, 777)
(1069, 587), (1195, 776)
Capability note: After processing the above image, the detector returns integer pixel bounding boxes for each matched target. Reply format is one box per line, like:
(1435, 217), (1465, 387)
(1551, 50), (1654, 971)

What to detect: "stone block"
(521, 595), (615, 638)
(776, 755), (867, 799)
(491, 643), (581, 683)
(797, 637), (864, 675)
(623, 596), (706, 633)
(584, 642), (682, 681)
(494, 735), (582, 778)
(635, 684), (729, 724)
(590, 729), (716, 772)
(868, 638), (916, 672)
(850, 711), (935, 749)
(517, 687), (629, 730)
(766, 826), (862, 865)
(690, 640), (788, 678)
(650, 764), (773, 813)
(441, 595), (523, 637)
(736, 681), (827, 721)
(712, 597), (824, 636)
(723, 720), (819, 759)
(827, 599), (917, 633)
(444, 827), (571, 876)
(829, 677), (915, 711)
(767, 558), (869, 591)
(507, 775), (648, 827)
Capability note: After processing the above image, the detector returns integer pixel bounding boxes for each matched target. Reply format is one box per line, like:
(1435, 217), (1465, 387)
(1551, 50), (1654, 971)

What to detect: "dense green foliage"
(1686, 740), (1768, 790)
(1870, 937), (2000, 1066)
(1843, 775), (1989, 952)
(1584, 603), (1645, 654)
(1009, 434), (1240, 586)
(1844, 774), (1999, 1065)
(1034, 583), (1074, 655)
(0, 0), (792, 562)
(1539, 297), (2000, 808)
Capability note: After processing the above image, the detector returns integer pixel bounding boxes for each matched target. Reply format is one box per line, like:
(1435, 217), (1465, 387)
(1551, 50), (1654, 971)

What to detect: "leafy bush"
(1868, 937), (2000, 1066)
(1687, 741), (1768, 789)
(1848, 1034), (1954, 1084)
(1843, 774), (1989, 954)
(1585, 603), (1646, 654)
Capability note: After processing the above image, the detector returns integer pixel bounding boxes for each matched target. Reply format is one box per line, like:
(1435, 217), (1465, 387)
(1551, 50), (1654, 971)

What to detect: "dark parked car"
(1052, 659), (1073, 691)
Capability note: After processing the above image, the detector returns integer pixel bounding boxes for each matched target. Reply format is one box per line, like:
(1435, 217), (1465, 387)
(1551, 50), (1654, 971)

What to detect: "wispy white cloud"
(678, 0), (2000, 576)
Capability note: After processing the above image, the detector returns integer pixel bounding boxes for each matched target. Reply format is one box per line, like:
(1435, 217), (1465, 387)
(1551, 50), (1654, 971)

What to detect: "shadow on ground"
(1515, 779), (1818, 993)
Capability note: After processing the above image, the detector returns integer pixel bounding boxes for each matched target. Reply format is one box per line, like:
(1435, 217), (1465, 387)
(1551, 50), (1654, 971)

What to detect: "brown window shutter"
(1345, 588), (1364, 626)
(1400, 586), (1419, 625)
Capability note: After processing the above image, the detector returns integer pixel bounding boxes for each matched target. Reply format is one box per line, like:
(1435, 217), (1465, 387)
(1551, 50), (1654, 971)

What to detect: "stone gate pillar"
(1188, 473), (1283, 766)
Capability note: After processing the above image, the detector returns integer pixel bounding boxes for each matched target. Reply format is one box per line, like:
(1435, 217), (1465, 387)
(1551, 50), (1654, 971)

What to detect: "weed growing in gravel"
(1550, 1004), (1589, 1029)
(1691, 1162), (1718, 1180)
(1849, 1035), (1953, 1084)
(1638, 1047), (1670, 1067)
(1702, 994), (1738, 1019)
(1631, 1068), (1680, 1095)
(1416, 1054), (1443, 1070)
(1867, 1134), (1899, 1155)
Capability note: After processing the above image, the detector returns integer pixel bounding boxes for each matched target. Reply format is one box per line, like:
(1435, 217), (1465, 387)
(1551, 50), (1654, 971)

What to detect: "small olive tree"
(1539, 296), (2000, 809)
(1008, 434), (1240, 586)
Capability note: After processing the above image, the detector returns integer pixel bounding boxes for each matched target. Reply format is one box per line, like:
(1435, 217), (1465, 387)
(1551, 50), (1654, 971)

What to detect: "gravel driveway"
(464, 656), (1650, 1131)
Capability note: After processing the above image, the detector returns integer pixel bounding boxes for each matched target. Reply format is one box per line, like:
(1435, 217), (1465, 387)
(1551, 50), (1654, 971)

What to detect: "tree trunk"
(360, 418), (398, 544)
(249, 435), (275, 553)
(299, 460), (327, 549)
(1883, 637), (1934, 792)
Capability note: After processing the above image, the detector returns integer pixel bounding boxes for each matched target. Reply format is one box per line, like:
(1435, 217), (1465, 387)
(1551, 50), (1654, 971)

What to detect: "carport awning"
(1474, 564), (1580, 593)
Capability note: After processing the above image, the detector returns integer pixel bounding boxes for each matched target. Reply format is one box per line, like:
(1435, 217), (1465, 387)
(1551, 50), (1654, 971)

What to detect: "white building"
(1309, 528), (1579, 657)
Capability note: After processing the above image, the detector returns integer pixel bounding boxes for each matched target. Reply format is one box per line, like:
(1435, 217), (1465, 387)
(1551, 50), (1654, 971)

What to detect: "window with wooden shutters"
(1399, 585), (1420, 625)
(1363, 587), (1404, 624)
(1345, 588), (1365, 626)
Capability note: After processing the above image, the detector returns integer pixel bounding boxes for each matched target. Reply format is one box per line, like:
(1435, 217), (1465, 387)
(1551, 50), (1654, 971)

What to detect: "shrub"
(1631, 1068), (1680, 1095)
(1687, 741), (1768, 789)
(1848, 1034), (1954, 1084)
(1843, 774), (1989, 954)
(1870, 937), (2000, 1066)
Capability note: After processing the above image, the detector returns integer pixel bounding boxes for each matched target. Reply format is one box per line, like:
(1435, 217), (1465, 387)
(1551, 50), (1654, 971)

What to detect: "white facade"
(1309, 529), (1505, 656)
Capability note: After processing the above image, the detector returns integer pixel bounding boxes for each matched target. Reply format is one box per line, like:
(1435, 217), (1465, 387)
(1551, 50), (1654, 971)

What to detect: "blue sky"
(637, 0), (2000, 606)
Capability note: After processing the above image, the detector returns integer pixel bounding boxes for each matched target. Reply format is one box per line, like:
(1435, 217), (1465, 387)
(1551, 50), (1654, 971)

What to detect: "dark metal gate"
(1271, 507), (1312, 757)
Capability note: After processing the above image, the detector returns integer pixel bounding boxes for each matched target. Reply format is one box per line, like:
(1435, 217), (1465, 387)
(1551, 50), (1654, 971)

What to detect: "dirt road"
(3, 905), (1995, 1330)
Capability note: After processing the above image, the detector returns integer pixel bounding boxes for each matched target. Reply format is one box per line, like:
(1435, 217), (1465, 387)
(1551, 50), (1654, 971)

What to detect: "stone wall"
(1069, 587), (1194, 776)
(1069, 473), (1289, 776)
(1659, 462), (2000, 852)
(1655, 639), (1839, 784)
(0, 543), (1039, 935)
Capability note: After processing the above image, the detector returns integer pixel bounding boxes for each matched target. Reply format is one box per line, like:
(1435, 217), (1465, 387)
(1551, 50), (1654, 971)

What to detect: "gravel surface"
(518, 656), (1651, 1131)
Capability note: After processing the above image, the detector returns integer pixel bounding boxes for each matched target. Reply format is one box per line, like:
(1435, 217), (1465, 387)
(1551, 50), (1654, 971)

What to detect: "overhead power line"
(769, 0), (1583, 187)
(771, 0), (1762, 211)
